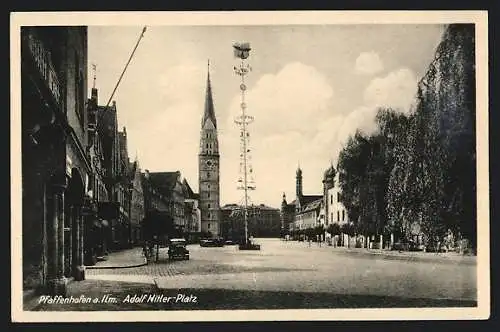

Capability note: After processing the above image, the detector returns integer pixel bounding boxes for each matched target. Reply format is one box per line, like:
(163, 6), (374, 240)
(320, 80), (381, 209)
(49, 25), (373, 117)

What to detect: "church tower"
(199, 61), (220, 237)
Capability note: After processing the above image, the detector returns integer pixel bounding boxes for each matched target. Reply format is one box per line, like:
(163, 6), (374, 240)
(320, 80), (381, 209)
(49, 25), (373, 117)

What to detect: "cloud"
(355, 51), (384, 75)
(128, 61), (208, 188)
(310, 67), (418, 165)
(363, 68), (417, 113)
(219, 62), (335, 206)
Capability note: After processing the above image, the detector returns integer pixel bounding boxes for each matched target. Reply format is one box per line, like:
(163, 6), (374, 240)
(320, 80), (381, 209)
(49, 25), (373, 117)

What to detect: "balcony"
(23, 32), (62, 106)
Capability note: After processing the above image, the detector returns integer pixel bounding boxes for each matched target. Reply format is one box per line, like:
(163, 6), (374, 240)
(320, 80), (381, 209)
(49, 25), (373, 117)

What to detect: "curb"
(85, 257), (148, 270)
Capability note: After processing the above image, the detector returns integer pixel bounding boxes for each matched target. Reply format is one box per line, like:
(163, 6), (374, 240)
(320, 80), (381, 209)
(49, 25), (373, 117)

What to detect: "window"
(207, 212), (211, 218)
(331, 212), (333, 222)
(207, 172), (210, 178)
(206, 143), (209, 149)
(208, 204), (211, 209)
(208, 223), (210, 229)
(330, 195), (333, 204)
(342, 210), (345, 221)
(337, 211), (340, 221)
(337, 192), (340, 202)
(208, 192), (210, 198)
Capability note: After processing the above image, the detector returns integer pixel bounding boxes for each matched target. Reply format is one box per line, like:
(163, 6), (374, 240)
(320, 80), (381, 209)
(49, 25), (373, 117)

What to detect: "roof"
(182, 179), (196, 198)
(147, 171), (181, 197)
(301, 195), (323, 206)
(201, 69), (217, 129)
(301, 198), (323, 213)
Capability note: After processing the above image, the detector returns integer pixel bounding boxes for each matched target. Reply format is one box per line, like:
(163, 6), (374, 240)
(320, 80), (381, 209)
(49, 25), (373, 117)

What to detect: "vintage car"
(200, 237), (225, 247)
(168, 238), (190, 260)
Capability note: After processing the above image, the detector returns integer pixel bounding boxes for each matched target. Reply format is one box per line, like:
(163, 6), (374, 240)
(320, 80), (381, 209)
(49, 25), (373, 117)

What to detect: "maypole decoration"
(233, 42), (260, 250)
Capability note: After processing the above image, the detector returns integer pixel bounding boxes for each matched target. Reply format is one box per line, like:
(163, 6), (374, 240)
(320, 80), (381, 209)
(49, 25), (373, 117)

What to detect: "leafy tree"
(327, 223), (341, 236)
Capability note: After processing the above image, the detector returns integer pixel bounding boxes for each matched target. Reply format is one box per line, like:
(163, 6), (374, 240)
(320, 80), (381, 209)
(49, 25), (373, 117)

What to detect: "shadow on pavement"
(29, 280), (476, 311)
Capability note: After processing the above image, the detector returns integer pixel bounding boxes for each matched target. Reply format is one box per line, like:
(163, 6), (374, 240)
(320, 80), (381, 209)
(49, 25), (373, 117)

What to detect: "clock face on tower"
(205, 160), (216, 169)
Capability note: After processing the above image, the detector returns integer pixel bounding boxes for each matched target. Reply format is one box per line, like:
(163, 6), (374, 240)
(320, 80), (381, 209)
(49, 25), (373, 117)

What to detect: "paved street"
(31, 238), (476, 310)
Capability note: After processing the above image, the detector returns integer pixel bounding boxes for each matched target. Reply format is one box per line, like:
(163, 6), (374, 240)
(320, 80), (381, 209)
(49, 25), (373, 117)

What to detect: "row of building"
(20, 26), (209, 297)
(280, 165), (349, 240)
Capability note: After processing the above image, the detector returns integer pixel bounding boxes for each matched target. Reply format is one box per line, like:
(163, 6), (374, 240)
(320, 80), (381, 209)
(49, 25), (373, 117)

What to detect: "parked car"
(200, 237), (225, 247)
(168, 238), (189, 260)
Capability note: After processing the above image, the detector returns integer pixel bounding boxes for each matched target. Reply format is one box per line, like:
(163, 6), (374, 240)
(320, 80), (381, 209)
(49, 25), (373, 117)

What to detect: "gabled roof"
(147, 171), (181, 197)
(301, 198), (323, 213)
(300, 195), (323, 206)
(182, 179), (196, 198)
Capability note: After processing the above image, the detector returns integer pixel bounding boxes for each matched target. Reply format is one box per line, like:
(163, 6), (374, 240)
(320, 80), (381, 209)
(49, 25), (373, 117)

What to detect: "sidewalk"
(86, 247), (147, 269)
(328, 245), (477, 265)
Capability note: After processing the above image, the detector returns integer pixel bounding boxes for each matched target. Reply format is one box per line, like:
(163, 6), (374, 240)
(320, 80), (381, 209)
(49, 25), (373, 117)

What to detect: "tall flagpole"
(105, 26), (147, 109)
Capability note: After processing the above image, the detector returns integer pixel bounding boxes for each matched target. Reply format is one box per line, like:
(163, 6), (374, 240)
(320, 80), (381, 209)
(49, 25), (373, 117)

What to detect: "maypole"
(233, 42), (259, 250)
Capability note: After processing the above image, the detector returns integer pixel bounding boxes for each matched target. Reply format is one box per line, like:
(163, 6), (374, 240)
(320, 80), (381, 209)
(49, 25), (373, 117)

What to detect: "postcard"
(10, 10), (489, 322)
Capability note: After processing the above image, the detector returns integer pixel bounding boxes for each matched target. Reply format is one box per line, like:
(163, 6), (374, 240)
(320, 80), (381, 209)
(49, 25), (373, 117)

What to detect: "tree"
(327, 223), (341, 236)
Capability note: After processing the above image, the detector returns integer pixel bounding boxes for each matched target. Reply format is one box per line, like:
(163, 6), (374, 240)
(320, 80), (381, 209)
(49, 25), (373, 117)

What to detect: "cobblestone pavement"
(86, 247), (146, 269)
(30, 238), (477, 311)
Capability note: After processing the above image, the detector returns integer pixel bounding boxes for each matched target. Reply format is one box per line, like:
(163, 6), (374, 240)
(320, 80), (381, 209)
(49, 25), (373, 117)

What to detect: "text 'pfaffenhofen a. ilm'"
(38, 295), (117, 304)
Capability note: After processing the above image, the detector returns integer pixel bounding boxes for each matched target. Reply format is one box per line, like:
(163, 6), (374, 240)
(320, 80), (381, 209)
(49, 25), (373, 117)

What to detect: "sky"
(87, 24), (446, 208)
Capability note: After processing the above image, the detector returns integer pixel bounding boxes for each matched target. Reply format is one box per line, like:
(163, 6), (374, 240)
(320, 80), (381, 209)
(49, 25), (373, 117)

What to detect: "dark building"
(142, 171), (195, 240)
(22, 27), (91, 296)
(93, 99), (132, 250)
(84, 86), (111, 265)
(221, 203), (281, 240)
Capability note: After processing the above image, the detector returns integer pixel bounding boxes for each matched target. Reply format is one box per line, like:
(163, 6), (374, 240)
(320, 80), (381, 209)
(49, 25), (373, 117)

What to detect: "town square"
(11, 12), (488, 319)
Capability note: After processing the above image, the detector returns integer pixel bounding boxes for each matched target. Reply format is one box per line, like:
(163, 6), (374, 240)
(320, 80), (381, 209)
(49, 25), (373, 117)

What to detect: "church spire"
(202, 59), (217, 129)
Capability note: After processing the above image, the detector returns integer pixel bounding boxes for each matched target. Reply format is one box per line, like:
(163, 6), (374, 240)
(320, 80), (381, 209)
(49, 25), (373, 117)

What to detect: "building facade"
(323, 165), (349, 228)
(94, 99), (132, 251)
(129, 158), (145, 245)
(292, 167), (323, 231)
(142, 171), (190, 238)
(198, 66), (221, 237)
(280, 193), (296, 233)
(84, 86), (111, 265)
(183, 179), (201, 235)
(21, 27), (92, 295)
